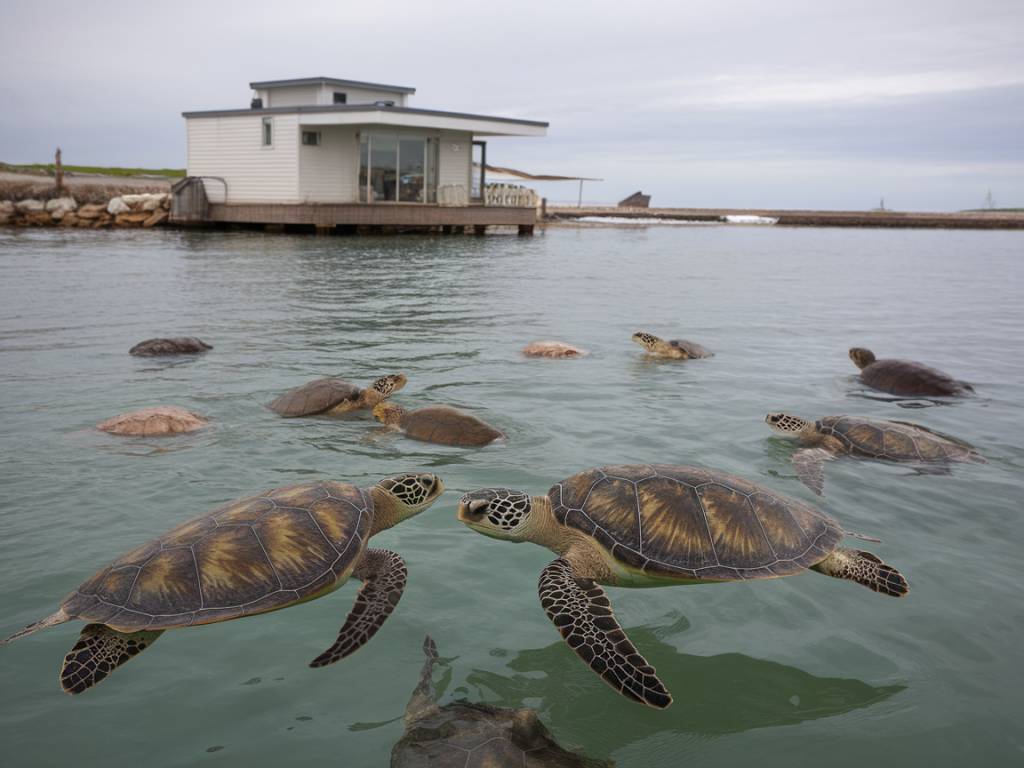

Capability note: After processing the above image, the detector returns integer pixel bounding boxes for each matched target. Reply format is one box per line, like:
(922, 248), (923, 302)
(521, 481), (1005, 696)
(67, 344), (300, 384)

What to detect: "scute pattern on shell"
(129, 337), (212, 356)
(268, 378), (363, 417)
(549, 464), (842, 580)
(97, 406), (208, 436)
(59, 481), (373, 631)
(819, 416), (981, 462)
(401, 406), (503, 447)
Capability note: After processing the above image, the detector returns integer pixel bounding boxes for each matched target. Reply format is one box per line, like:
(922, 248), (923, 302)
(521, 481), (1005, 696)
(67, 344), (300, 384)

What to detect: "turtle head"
(849, 347), (876, 369)
(457, 488), (533, 541)
(374, 472), (445, 521)
(372, 373), (407, 399)
(373, 402), (405, 426)
(632, 331), (660, 351)
(765, 412), (815, 439)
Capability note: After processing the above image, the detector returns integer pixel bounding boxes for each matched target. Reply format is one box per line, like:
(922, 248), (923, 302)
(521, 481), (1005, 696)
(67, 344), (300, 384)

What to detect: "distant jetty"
(545, 205), (1024, 230)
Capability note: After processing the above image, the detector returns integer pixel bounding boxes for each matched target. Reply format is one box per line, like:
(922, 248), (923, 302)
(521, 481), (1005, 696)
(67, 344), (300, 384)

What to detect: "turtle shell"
(129, 337), (212, 356)
(549, 464), (841, 581)
(400, 406), (503, 447)
(818, 416), (980, 462)
(97, 406), (208, 436)
(269, 378), (363, 417)
(668, 340), (713, 358)
(59, 481), (372, 632)
(859, 358), (972, 397)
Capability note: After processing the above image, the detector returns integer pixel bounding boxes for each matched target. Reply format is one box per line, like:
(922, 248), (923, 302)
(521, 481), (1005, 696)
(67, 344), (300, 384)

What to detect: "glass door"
(359, 132), (437, 203)
(470, 141), (486, 202)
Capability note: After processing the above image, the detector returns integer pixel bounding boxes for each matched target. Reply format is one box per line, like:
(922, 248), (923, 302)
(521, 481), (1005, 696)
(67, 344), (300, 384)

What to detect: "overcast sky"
(1, 0), (1021, 210)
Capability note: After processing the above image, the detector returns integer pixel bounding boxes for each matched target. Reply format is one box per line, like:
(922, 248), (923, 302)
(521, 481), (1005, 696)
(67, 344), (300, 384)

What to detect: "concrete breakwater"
(0, 192), (171, 229)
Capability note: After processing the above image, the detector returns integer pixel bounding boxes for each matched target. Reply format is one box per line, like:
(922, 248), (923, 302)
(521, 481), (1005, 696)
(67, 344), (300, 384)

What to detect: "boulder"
(45, 197), (77, 213)
(60, 213), (79, 227)
(51, 209), (65, 221)
(115, 212), (150, 226)
(141, 194), (168, 212)
(0, 200), (14, 215)
(27, 211), (53, 225)
(15, 199), (45, 213)
(76, 207), (101, 220)
(107, 197), (131, 215)
(142, 210), (168, 228)
(0, 214), (11, 225)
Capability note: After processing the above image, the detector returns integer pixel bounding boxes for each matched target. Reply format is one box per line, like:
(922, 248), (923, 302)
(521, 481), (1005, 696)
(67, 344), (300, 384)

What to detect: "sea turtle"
(2, 472), (444, 695)
(392, 636), (611, 768)
(269, 374), (406, 417)
(631, 331), (712, 360)
(373, 403), (503, 448)
(765, 412), (986, 495)
(97, 406), (208, 436)
(458, 464), (908, 709)
(849, 347), (973, 397)
(522, 340), (588, 359)
(129, 337), (212, 356)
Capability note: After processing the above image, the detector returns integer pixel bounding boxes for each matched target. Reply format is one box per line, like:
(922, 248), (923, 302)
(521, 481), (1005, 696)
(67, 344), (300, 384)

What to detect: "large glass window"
(358, 132), (436, 203)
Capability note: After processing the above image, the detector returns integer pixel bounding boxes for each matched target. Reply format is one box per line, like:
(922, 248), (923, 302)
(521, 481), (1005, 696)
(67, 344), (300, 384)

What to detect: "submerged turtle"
(458, 464), (908, 709)
(522, 340), (588, 359)
(849, 347), (973, 397)
(3, 472), (444, 694)
(766, 412), (986, 495)
(97, 406), (208, 436)
(269, 374), (406, 417)
(374, 403), (503, 448)
(631, 331), (712, 360)
(129, 337), (212, 356)
(392, 636), (611, 768)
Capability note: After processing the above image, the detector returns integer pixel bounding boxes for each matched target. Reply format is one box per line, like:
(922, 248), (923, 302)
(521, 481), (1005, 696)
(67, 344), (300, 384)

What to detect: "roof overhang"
(182, 105), (548, 137)
(249, 77), (415, 95)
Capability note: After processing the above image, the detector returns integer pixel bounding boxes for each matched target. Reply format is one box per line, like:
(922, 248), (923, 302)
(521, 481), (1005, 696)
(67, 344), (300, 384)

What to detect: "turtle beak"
(457, 497), (489, 524)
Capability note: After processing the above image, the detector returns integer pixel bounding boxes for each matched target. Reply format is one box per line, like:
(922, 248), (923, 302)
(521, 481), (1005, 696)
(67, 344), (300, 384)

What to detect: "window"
(301, 130), (321, 146)
(358, 132), (437, 203)
(261, 117), (273, 147)
(333, 92), (347, 104)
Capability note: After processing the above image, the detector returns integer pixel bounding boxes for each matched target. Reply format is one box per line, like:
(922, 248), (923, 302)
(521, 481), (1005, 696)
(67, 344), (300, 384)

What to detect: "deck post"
(518, 224), (534, 236)
(315, 225), (333, 236)
(473, 225), (487, 236)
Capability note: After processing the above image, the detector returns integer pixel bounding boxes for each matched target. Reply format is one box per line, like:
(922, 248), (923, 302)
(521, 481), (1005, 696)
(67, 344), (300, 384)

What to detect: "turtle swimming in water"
(2, 472), (444, 695)
(766, 412), (986, 495)
(374, 403), (503, 448)
(521, 340), (588, 359)
(269, 374), (407, 417)
(458, 464), (908, 709)
(129, 337), (212, 356)
(97, 406), (209, 436)
(391, 636), (611, 768)
(631, 331), (712, 360)
(849, 347), (973, 397)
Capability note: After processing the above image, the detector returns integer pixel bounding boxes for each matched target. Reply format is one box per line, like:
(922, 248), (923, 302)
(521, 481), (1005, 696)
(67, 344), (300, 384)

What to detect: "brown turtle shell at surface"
(858, 358), (972, 397)
(129, 337), (212, 356)
(522, 340), (588, 358)
(268, 378), (363, 417)
(818, 416), (984, 463)
(549, 464), (841, 581)
(399, 406), (503, 448)
(97, 406), (208, 436)
(667, 339), (713, 358)
(59, 481), (373, 632)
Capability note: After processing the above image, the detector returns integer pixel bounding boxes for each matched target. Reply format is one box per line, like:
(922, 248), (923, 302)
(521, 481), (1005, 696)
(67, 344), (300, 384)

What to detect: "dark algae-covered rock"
(392, 636), (612, 768)
(129, 337), (212, 356)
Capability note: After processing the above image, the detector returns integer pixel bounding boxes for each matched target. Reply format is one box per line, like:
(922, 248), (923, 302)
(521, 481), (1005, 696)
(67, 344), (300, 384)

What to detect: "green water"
(0, 225), (1021, 767)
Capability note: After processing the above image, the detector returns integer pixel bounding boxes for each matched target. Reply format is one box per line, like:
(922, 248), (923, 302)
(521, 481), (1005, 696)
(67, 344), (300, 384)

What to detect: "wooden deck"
(201, 202), (537, 232)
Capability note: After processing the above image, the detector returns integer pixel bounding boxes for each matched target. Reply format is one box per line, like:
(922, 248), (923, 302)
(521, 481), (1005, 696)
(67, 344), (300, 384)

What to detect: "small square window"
(302, 131), (321, 146)
(261, 117), (273, 146)
(333, 92), (347, 104)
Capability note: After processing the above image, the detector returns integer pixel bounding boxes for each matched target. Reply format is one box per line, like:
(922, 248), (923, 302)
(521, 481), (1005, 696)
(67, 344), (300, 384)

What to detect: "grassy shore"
(1, 162), (184, 178)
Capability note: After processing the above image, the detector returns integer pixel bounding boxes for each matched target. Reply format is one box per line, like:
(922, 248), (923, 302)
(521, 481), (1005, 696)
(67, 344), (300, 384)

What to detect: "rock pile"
(0, 193), (171, 228)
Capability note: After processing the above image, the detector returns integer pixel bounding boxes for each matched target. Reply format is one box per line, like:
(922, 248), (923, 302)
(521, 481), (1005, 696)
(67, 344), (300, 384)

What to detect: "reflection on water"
(464, 616), (904, 755)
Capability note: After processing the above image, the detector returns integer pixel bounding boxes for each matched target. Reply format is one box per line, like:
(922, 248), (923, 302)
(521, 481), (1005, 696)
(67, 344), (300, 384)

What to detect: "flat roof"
(182, 104), (549, 129)
(249, 77), (416, 95)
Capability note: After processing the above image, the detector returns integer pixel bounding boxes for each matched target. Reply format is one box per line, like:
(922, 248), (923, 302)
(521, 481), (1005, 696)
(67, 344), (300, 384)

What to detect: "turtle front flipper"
(60, 624), (163, 695)
(811, 548), (909, 597)
(793, 448), (833, 495)
(538, 558), (672, 709)
(309, 549), (408, 668)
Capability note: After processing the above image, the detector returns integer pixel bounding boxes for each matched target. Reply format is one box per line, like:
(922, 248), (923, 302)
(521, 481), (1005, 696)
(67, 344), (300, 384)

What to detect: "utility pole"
(55, 147), (64, 194)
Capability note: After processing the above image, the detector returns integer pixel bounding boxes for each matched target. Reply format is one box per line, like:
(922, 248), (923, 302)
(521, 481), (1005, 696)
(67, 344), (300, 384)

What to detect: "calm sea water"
(1, 224), (1022, 767)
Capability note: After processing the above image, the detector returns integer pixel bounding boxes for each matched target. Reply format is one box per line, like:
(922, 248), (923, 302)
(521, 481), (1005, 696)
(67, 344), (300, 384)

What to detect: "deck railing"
(484, 183), (538, 208)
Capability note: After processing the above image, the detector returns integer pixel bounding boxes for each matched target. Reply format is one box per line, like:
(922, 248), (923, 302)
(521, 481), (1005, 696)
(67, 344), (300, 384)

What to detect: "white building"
(176, 77), (548, 232)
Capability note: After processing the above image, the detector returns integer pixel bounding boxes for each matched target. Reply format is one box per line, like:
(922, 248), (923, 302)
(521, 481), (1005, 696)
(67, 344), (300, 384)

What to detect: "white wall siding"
(186, 115), (300, 203)
(438, 131), (471, 190)
(265, 86), (320, 108)
(298, 126), (358, 202)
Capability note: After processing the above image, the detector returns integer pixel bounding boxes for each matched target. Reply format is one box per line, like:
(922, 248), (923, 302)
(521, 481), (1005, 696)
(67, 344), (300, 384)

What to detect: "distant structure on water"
(173, 77), (548, 234)
(618, 191), (651, 208)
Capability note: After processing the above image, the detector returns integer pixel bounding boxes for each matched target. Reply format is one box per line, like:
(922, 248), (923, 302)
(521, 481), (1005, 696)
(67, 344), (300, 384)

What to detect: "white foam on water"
(573, 216), (719, 225)
(723, 215), (779, 225)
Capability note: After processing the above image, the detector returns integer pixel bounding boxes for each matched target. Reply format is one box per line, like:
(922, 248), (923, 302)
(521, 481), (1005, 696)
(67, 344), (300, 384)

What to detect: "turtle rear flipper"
(539, 558), (672, 709)
(3, 609), (70, 644)
(811, 548), (909, 598)
(60, 624), (163, 695)
(309, 549), (407, 668)
(793, 448), (833, 495)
